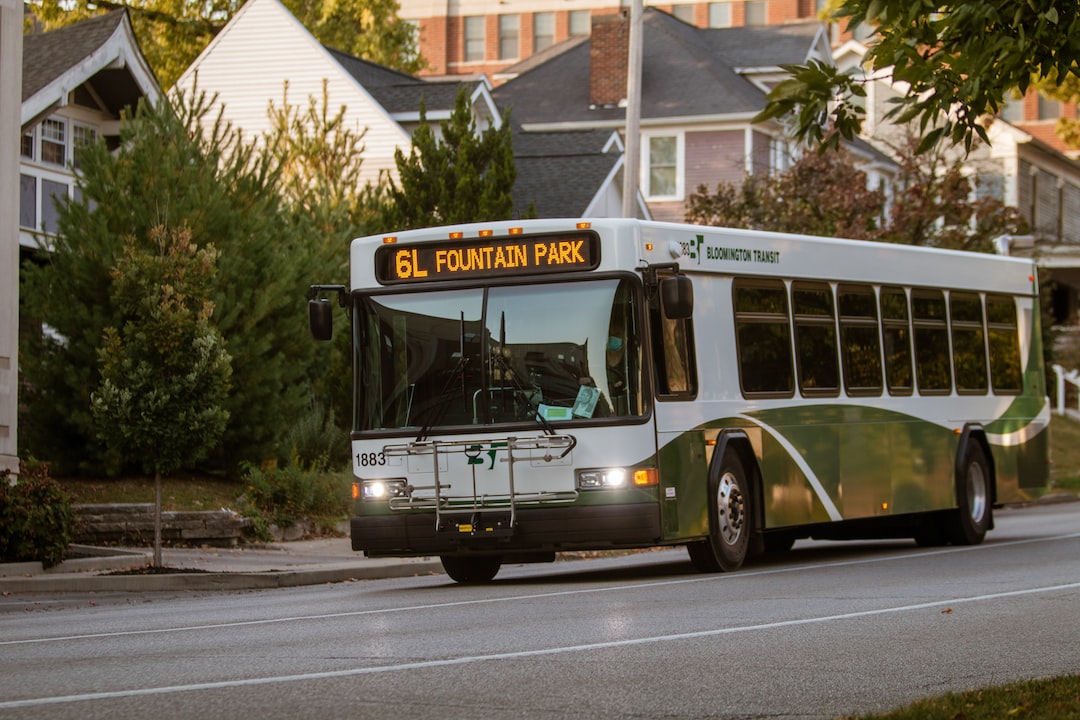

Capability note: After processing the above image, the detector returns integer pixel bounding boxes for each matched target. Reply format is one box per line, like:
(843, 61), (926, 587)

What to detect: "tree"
(20, 92), (317, 473)
(91, 225), (231, 566)
(685, 143), (1026, 251)
(381, 87), (518, 230)
(686, 148), (886, 239)
(875, 134), (1028, 252)
(755, 2), (1080, 152)
(26, 0), (423, 89)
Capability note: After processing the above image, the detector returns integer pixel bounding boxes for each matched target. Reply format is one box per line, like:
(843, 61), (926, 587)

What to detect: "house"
(833, 39), (1080, 340)
(173, 0), (634, 218)
(493, 10), (845, 222)
(398, 0), (830, 80)
(19, 9), (160, 251)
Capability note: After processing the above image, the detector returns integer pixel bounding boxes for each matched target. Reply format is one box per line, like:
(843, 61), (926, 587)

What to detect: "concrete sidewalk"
(0, 538), (445, 593)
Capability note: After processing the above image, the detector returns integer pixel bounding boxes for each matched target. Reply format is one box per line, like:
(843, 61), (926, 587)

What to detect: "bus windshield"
(355, 277), (644, 432)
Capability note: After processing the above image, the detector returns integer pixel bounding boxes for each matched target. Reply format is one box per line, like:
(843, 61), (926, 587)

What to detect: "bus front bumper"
(351, 503), (662, 557)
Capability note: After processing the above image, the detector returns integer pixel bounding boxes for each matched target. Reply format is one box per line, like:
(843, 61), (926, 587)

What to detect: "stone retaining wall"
(74, 504), (251, 547)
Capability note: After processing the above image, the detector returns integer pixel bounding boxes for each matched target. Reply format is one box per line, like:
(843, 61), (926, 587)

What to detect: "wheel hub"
(717, 471), (745, 546)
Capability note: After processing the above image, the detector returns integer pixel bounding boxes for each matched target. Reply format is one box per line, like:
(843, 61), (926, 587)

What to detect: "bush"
(0, 461), (75, 568)
(239, 462), (351, 539)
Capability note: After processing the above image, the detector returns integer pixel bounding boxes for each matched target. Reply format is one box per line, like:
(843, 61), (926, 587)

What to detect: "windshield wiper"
(487, 311), (557, 436)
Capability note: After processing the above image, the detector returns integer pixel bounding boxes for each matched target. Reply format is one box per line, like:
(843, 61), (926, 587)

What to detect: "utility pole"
(621, 0), (643, 219)
(0, 0), (23, 476)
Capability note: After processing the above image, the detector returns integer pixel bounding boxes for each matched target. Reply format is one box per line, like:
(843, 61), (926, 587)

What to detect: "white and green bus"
(309, 218), (1051, 583)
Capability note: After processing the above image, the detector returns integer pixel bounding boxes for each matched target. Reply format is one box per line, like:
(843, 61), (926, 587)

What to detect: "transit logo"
(679, 234), (781, 265)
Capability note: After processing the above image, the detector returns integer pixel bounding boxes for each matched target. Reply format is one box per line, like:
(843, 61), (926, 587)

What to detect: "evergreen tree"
(91, 225), (231, 565)
(20, 93), (316, 473)
(382, 87), (517, 230)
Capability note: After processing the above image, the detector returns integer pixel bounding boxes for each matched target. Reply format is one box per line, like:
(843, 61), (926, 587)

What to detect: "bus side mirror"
(661, 275), (693, 320)
(309, 299), (333, 341)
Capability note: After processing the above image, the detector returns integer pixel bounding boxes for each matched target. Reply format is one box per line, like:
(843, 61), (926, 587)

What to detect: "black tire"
(440, 555), (501, 584)
(948, 442), (993, 546)
(686, 450), (751, 572)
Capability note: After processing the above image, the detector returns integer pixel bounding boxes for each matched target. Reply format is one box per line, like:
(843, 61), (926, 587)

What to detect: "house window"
(41, 179), (69, 236)
(745, 0), (767, 25)
(708, 2), (733, 27)
(644, 134), (682, 199)
(672, 4), (696, 23)
(41, 118), (67, 166)
(534, 12), (554, 52)
(21, 129), (34, 160)
(499, 14), (519, 60)
(73, 124), (99, 170)
(464, 16), (485, 62)
(1038, 94), (1061, 120)
(569, 10), (590, 36)
(19, 174), (37, 229)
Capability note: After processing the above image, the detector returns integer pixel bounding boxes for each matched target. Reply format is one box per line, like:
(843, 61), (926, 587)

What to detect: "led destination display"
(375, 232), (600, 284)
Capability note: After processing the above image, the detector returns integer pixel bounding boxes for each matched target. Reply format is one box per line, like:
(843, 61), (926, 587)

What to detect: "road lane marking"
(3, 530), (1079, 649)
(3, 579), (1080, 710)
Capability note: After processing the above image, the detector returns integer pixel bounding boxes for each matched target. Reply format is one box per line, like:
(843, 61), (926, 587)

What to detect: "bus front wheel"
(948, 442), (992, 546)
(687, 451), (751, 573)
(440, 555), (501, 584)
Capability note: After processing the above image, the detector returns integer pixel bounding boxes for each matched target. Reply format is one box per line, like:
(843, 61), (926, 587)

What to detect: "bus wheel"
(440, 555), (501, 584)
(948, 442), (992, 546)
(686, 451), (751, 573)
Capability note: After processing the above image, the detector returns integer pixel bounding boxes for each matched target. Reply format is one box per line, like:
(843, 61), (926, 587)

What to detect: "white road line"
(3, 531), (1079, 650)
(3, 579), (1080, 710)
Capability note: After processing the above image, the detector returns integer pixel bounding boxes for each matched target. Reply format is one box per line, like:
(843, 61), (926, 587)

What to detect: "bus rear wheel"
(687, 451), (751, 573)
(440, 555), (502, 584)
(948, 442), (992, 546)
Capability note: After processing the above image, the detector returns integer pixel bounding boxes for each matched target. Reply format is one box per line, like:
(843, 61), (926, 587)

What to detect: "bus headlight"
(577, 468), (658, 490)
(357, 479), (408, 501)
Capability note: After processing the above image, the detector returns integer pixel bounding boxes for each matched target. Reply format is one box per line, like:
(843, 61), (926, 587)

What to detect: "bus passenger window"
(650, 278), (697, 397)
(986, 294), (1022, 394)
(951, 292), (988, 394)
(912, 289), (952, 394)
(880, 286), (913, 396)
(792, 282), (840, 397)
(838, 284), (883, 396)
(734, 279), (794, 397)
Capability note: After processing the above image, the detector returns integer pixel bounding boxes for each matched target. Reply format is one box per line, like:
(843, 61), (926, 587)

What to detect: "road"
(2, 502), (1079, 720)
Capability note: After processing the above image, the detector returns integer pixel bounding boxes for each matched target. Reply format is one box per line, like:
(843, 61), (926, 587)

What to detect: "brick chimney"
(590, 12), (629, 107)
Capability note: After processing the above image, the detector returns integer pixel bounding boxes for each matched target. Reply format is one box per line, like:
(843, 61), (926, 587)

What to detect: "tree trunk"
(153, 470), (163, 567)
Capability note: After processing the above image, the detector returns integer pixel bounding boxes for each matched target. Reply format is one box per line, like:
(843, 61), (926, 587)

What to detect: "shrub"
(0, 461), (75, 568)
(238, 462), (351, 539)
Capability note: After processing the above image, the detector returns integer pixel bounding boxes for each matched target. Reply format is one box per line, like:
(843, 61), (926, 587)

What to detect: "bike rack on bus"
(380, 434), (577, 538)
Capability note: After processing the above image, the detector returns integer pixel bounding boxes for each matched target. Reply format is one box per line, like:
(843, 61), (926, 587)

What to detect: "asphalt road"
(2, 502), (1079, 720)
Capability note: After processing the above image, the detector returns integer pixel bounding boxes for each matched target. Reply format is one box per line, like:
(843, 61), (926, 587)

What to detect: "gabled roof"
(21, 9), (160, 130)
(493, 10), (825, 128)
(511, 129), (625, 217)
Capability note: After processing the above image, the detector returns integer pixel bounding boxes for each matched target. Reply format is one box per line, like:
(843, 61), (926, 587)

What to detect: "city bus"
(308, 218), (1051, 583)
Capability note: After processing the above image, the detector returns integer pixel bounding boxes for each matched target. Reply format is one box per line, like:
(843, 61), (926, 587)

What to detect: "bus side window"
(986, 294), (1022, 394)
(881, 286), (914, 396)
(951, 292), (988, 394)
(792, 282), (840, 397)
(838, 284), (883, 396)
(912, 289), (952, 395)
(651, 285), (697, 397)
(733, 278), (794, 397)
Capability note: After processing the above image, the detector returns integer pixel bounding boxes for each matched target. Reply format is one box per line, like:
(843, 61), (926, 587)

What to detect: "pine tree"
(382, 87), (517, 230)
(20, 93), (317, 473)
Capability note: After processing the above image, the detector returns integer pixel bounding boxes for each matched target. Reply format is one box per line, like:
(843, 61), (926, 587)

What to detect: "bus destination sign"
(375, 231), (601, 284)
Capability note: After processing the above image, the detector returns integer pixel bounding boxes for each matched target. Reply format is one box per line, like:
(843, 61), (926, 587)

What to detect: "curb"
(0, 558), (445, 593)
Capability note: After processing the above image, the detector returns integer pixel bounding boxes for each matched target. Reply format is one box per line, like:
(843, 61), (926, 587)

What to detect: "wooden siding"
(174, 0), (410, 186)
(684, 130), (746, 194)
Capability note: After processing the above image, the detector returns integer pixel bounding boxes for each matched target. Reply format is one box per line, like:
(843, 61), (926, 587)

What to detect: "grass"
(59, 473), (246, 511)
(1050, 412), (1080, 492)
(846, 674), (1080, 720)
